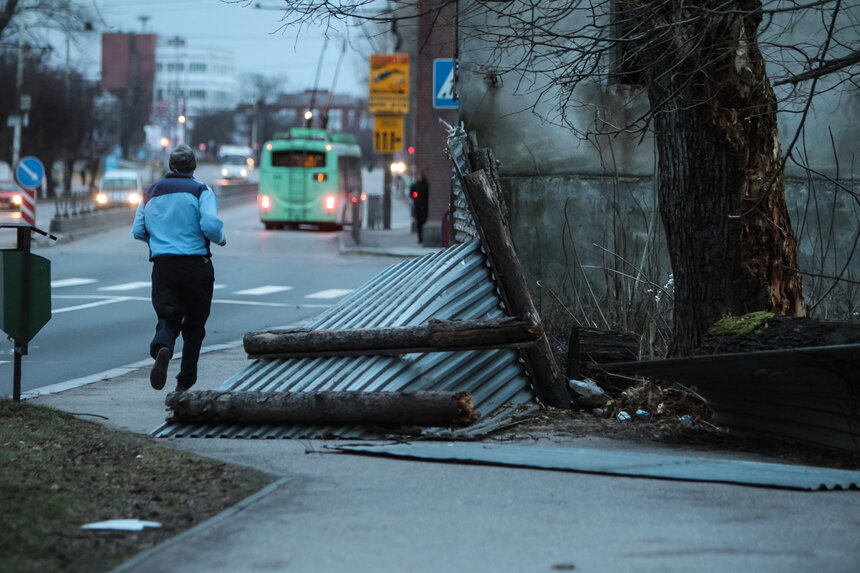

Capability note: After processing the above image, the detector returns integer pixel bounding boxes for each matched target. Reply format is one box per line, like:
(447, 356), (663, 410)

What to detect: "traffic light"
(407, 146), (415, 155)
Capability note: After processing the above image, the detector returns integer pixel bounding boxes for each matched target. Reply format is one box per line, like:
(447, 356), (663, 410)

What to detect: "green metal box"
(0, 250), (52, 343)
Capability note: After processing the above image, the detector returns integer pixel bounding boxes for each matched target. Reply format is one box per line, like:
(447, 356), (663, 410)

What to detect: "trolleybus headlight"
(324, 194), (336, 211)
(314, 172), (327, 182)
(128, 192), (141, 205)
(12, 194), (22, 206)
(96, 192), (109, 205)
(240, 168), (248, 177)
(221, 168), (229, 177)
(259, 195), (272, 210)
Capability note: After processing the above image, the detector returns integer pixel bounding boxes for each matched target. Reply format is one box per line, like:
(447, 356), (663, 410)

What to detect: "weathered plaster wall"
(457, 1), (858, 326)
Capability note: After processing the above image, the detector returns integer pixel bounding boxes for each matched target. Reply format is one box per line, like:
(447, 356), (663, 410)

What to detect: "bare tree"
(236, 0), (858, 353)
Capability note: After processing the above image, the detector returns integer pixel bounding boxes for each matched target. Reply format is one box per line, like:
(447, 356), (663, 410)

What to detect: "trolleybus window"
(271, 150), (327, 168)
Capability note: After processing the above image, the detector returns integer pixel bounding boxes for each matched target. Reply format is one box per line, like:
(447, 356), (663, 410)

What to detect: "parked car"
(0, 183), (23, 219)
(0, 163), (23, 220)
(95, 169), (142, 208)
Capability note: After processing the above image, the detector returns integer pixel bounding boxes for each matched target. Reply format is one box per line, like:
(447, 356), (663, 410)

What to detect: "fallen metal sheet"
(335, 442), (860, 491)
(602, 344), (860, 453)
(153, 240), (539, 439)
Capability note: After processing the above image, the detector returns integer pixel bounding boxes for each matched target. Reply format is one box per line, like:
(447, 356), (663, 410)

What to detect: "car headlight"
(240, 169), (248, 177)
(221, 168), (229, 177)
(96, 193), (108, 205)
(128, 193), (141, 205)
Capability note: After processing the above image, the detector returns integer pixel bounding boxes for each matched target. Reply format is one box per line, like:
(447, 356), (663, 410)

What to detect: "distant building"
(152, 36), (238, 121)
(100, 33), (157, 156)
(101, 33), (157, 96)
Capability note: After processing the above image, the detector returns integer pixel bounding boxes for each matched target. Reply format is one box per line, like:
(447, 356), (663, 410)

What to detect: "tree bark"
(165, 390), (480, 428)
(631, 0), (806, 354)
(244, 317), (541, 358)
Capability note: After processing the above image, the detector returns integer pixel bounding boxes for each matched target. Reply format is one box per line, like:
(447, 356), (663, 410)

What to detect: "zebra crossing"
(49, 277), (353, 314)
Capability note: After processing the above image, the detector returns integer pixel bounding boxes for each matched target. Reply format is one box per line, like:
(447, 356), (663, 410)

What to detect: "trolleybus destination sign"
(369, 53), (410, 115)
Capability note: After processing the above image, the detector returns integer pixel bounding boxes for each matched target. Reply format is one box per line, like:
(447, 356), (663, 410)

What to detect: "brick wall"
(416, 0), (458, 234)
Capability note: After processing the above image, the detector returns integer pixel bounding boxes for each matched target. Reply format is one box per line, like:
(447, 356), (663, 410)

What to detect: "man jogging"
(132, 143), (226, 392)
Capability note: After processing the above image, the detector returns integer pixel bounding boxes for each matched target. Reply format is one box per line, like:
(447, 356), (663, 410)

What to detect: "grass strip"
(0, 399), (274, 573)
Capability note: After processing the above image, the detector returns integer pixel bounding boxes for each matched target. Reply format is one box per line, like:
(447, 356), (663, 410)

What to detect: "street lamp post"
(178, 114), (187, 144)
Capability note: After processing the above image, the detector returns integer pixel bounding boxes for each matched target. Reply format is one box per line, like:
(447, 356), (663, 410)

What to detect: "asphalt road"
(0, 193), (395, 396)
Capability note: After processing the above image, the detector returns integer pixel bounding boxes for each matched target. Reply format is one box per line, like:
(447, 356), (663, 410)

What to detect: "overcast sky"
(66, 0), (381, 97)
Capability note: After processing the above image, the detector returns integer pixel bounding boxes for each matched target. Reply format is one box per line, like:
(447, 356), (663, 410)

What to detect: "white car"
(219, 145), (254, 180)
(96, 169), (142, 208)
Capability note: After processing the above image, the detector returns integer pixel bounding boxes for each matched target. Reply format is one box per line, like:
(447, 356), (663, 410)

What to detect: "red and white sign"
(19, 188), (36, 225)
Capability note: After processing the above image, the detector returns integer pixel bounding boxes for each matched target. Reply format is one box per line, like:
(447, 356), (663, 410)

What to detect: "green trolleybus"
(257, 127), (363, 230)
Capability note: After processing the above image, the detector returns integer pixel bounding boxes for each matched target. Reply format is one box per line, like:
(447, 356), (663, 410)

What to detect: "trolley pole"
(383, 153), (392, 230)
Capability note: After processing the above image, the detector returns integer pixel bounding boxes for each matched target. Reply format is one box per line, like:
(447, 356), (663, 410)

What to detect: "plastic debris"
(617, 411), (631, 422)
(568, 378), (609, 408)
(678, 414), (693, 426)
(81, 519), (162, 531)
(634, 409), (651, 423)
(592, 408), (604, 417)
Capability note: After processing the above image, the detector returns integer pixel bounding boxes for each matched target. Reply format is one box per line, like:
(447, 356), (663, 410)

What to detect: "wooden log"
(244, 317), (541, 358)
(462, 166), (569, 408)
(165, 390), (481, 428)
(568, 326), (639, 379)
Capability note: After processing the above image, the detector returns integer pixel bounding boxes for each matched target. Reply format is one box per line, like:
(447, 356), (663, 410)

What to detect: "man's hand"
(218, 237), (227, 247)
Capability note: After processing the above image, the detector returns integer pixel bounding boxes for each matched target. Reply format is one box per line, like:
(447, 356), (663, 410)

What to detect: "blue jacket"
(132, 172), (225, 260)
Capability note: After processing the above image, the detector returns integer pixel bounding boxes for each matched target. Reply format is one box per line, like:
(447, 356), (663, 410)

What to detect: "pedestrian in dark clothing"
(410, 172), (429, 244)
(132, 143), (226, 392)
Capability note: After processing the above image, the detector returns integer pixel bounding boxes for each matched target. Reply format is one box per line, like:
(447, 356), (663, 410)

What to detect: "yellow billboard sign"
(369, 53), (410, 115)
(373, 115), (404, 154)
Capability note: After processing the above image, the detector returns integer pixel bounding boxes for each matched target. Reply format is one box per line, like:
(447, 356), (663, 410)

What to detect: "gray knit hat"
(169, 143), (197, 173)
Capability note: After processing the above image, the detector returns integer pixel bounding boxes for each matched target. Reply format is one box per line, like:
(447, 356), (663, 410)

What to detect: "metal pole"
(13, 350), (22, 402)
(12, 21), (24, 169)
(383, 153), (392, 230)
(13, 226), (32, 401)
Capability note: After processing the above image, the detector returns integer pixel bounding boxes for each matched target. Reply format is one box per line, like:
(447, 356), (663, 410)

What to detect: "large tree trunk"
(638, 1), (806, 354)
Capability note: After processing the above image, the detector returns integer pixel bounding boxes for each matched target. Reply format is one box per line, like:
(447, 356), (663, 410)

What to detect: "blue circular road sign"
(15, 156), (45, 190)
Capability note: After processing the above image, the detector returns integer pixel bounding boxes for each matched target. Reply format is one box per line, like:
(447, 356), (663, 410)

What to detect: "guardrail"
(47, 182), (258, 237)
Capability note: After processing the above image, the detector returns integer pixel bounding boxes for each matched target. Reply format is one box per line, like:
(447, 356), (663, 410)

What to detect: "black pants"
(150, 255), (214, 388)
(414, 206), (428, 243)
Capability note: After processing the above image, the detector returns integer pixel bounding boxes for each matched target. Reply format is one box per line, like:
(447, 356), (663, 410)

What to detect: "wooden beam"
(462, 166), (569, 408)
(243, 317), (540, 358)
(165, 390), (480, 428)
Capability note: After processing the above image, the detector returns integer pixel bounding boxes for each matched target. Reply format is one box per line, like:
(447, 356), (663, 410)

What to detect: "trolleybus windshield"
(271, 150), (327, 168)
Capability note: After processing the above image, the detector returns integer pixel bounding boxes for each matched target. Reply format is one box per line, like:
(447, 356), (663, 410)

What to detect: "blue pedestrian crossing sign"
(433, 58), (458, 109)
(15, 156), (45, 190)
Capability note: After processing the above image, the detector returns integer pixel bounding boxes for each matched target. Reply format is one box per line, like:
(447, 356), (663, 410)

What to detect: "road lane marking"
(52, 297), (133, 313)
(98, 281), (151, 291)
(17, 328), (294, 399)
(233, 285), (294, 296)
(51, 278), (98, 288)
(48, 294), (332, 313)
(305, 288), (353, 299)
